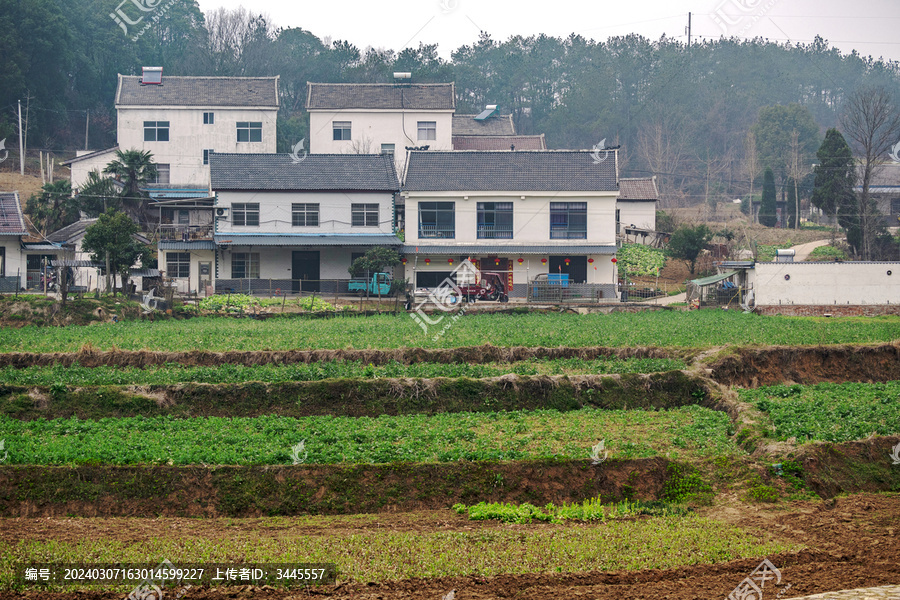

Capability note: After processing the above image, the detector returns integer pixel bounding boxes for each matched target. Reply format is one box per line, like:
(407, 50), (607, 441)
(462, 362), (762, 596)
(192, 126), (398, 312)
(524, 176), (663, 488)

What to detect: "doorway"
(292, 251), (320, 292)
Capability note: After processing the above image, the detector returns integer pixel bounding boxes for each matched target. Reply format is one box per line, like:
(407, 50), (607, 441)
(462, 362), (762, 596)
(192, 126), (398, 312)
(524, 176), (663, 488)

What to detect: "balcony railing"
(477, 225), (513, 239)
(418, 225), (455, 239)
(159, 224), (214, 241)
(550, 228), (587, 240)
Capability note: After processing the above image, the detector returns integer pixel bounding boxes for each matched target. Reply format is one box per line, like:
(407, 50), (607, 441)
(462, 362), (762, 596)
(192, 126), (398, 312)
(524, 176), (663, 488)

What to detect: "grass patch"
(0, 515), (802, 588)
(0, 406), (742, 466)
(739, 382), (900, 442)
(453, 498), (688, 524)
(1, 312), (899, 352)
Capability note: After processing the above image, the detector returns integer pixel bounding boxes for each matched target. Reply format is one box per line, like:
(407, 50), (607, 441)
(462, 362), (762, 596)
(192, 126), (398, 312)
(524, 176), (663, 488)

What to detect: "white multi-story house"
(617, 177), (659, 244)
(197, 152), (401, 294)
(402, 150), (620, 298)
(305, 82), (455, 173)
(65, 68), (279, 190)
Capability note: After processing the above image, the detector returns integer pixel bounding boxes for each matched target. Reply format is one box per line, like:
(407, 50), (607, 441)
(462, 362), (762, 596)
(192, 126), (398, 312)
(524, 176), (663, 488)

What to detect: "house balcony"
(550, 228), (587, 240)
(159, 224), (214, 241)
(418, 225), (455, 239)
(476, 225), (514, 239)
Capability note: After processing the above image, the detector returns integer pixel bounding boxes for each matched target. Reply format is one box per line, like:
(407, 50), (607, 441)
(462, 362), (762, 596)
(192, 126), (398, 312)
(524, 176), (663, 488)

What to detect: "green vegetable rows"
(0, 357), (684, 386)
(740, 381), (900, 442)
(0, 406), (739, 465)
(1, 312), (897, 352)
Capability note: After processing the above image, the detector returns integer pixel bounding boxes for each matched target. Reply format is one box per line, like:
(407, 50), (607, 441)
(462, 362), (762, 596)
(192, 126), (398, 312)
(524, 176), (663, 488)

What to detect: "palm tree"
(102, 149), (158, 227)
(77, 170), (120, 217)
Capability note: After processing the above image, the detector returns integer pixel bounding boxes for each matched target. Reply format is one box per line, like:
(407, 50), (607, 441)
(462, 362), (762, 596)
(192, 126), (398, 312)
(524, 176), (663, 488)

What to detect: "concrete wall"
(117, 107), (277, 187)
(0, 237), (25, 288)
(308, 110), (453, 173)
(69, 149), (119, 191)
(404, 255), (616, 288)
(158, 249), (216, 295)
(617, 201), (656, 231)
(404, 192), (617, 244)
(750, 262), (900, 305)
(215, 190), (396, 236)
(217, 246), (373, 281)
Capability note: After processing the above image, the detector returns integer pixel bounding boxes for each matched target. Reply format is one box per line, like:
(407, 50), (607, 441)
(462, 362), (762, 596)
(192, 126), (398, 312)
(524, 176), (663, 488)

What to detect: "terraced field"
(1, 305), (899, 599)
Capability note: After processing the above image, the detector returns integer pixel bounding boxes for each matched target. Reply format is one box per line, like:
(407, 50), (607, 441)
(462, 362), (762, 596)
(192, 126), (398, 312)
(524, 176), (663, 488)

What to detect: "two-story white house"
(65, 68), (279, 190)
(205, 152), (401, 294)
(306, 82), (455, 174)
(402, 150), (620, 298)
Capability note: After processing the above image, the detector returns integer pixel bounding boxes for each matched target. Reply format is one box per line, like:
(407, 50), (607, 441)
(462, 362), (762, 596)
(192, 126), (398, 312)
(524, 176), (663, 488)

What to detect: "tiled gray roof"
(47, 219), (98, 243)
(0, 192), (26, 235)
(306, 83), (455, 110)
(618, 177), (659, 201)
(452, 134), (546, 151)
(855, 163), (900, 189)
(209, 153), (400, 191)
(403, 151), (618, 192)
(116, 75), (279, 107)
(452, 114), (515, 135)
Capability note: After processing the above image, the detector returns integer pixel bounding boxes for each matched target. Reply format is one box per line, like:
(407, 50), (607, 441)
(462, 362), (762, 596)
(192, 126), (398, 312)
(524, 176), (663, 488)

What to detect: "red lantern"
(495, 258), (501, 266)
(424, 258), (431, 265)
(564, 258), (571, 265)
(611, 258), (617, 263)
(517, 258), (524, 265)
(448, 258), (454, 265)
(541, 258), (547, 265)
(587, 258), (594, 264)
(401, 257), (408, 265)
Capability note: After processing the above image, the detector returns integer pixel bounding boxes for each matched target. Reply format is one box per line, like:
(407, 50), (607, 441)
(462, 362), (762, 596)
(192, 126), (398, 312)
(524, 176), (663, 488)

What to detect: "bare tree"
(347, 135), (375, 154)
(201, 7), (276, 75)
(637, 116), (689, 208)
(787, 129), (807, 230)
(840, 86), (900, 259)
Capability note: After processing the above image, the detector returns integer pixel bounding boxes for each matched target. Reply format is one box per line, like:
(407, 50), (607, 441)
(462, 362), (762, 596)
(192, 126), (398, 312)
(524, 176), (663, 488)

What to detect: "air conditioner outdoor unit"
(215, 207), (229, 218)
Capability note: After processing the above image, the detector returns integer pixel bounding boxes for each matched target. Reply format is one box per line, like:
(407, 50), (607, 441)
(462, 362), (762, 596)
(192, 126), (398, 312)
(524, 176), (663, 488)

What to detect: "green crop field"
(0, 357), (684, 386)
(739, 381), (900, 442)
(1, 311), (898, 352)
(0, 406), (739, 466)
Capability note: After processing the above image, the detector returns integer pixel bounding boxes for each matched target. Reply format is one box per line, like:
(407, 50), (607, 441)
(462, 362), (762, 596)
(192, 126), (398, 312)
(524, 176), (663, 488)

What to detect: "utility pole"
(84, 110), (89, 151)
(17, 100), (24, 176)
(687, 12), (692, 47)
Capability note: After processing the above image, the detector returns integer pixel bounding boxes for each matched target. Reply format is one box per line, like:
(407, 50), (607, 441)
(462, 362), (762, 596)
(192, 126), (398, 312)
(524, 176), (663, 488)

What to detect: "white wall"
(751, 262), (900, 305)
(0, 238), (25, 288)
(215, 190), (396, 235)
(117, 107), (277, 186)
(159, 249), (216, 295)
(69, 150), (120, 191)
(404, 192), (617, 244)
(617, 201), (656, 231)
(309, 110), (453, 172)
(403, 255), (615, 286)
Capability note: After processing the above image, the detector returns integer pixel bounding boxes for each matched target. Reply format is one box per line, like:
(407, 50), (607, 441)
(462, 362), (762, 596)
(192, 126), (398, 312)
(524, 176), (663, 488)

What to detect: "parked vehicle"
(457, 271), (509, 302)
(348, 272), (393, 296)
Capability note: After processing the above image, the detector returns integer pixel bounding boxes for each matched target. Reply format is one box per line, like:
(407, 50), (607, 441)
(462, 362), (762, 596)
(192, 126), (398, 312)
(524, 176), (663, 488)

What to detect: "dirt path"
(791, 238), (842, 261)
(5, 493), (899, 600)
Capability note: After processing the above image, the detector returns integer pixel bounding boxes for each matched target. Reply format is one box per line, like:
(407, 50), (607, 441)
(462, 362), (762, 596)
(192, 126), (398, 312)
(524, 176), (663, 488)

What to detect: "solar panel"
(141, 67), (163, 85)
(474, 105), (499, 121)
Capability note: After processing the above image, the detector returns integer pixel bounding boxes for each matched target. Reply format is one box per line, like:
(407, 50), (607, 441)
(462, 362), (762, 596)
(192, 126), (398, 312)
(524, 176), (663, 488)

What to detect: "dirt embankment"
(0, 458), (671, 518)
(705, 343), (900, 387)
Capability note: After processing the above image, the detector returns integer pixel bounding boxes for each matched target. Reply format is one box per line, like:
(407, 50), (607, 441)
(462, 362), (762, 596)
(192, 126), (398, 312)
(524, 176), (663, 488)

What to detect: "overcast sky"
(193, 0), (900, 63)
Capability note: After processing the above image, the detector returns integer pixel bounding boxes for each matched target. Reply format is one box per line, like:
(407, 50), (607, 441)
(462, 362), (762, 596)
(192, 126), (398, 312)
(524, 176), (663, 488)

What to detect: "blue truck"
(348, 272), (393, 296)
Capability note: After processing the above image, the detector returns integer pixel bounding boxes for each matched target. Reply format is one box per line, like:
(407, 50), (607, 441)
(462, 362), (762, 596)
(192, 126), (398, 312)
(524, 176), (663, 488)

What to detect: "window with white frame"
(417, 121), (436, 141)
(143, 121), (169, 141)
(477, 202), (513, 239)
(231, 252), (260, 278)
(381, 143), (395, 155)
(333, 121), (351, 141)
(166, 252), (191, 278)
(203, 112), (214, 124)
(236, 122), (262, 142)
(351, 203), (379, 227)
(292, 203), (319, 227)
(418, 202), (455, 239)
(232, 203), (260, 227)
(550, 202), (587, 239)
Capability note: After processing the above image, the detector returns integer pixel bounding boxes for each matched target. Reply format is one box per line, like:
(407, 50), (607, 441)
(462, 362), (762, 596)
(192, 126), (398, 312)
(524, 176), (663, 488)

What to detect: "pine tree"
(759, 168), (777, 227)
(811, 129), (859, 251)
(785, 177), (797, 229)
